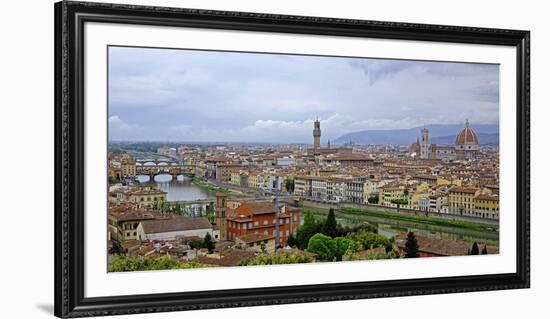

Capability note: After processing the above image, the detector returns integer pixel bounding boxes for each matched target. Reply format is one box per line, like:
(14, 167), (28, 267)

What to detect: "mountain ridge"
(333, 124), (499, 145)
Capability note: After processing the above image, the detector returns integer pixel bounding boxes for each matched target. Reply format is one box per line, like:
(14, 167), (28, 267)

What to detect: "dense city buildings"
(107, 118), (499, 271)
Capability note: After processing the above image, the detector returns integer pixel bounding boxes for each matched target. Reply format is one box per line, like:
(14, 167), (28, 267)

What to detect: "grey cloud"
(108, 46), (499, 142)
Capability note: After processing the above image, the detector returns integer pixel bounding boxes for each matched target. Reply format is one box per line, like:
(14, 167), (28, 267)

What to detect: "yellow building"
(379, 185), (407, 208)
(127, 188), (167, 208)
(230, 171), (241, 186)
(108, 209), (157, 243)
(247, 172), (258, 189)
(121, 160), (136, 178)
(473, 194), (499, 219)
(448, 186), (478, 216)
(409, 183), (431, 210)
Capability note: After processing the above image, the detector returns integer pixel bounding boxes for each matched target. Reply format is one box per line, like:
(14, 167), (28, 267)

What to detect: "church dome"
(455, 120), (479, 145)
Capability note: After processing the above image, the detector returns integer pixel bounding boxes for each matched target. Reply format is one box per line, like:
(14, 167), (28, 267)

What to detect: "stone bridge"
(136, 163), (195, 176)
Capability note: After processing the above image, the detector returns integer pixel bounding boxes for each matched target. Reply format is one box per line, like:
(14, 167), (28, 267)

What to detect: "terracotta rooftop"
(449, 186), (478, 194)
(197, 249), (256, 267)
(109, 209), (161, 222)
(140, 216), (212, 234)
(235, 201), (276, 216)
(236, 233), (274, 244)
(396, 233), (498, 256)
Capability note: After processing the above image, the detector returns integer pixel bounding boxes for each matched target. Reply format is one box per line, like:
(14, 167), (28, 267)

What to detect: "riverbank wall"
(300, 199), (499, 226)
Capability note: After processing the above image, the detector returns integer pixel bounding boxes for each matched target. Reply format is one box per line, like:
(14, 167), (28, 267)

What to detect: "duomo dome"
(455, 120), (479, 145)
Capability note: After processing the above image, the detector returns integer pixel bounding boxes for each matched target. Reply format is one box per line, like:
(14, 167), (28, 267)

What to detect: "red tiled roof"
(140, 216), (212, 234)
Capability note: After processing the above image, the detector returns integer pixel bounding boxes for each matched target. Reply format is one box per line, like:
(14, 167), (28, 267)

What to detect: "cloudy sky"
(108, 46), (499, 143)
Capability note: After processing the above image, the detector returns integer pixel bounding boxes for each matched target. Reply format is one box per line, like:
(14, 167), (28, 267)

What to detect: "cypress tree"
(404, 231), (419, 258)
(481, 245), (488, 255)
(323, 208), (338, 238)
(471, 242), (480, 255)
(204, 232), (215, 254)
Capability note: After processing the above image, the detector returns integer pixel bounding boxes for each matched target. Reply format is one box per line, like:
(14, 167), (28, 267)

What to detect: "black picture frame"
(54, 1), (530, 318)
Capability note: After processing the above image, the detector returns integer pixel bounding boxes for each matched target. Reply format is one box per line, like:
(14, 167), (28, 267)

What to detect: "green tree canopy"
(306, 233), (360, 262)
(307, 233), (337, 261)
(348, 231), (389, 250)
(333, 237), (359, 261)
(294, 211), (323, 249)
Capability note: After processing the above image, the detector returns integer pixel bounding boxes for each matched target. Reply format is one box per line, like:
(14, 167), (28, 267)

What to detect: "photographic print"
(55, 2), (529, 317)
(107, 46), (500, 272)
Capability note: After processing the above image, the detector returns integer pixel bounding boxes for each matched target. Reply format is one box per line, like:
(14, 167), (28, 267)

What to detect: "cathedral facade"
(410, 120), (481, 160)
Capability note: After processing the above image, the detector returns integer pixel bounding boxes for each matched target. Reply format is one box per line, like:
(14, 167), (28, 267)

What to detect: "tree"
(404, 231), (419, 258)
(333, 237), (359, 261)
(367, 196), (379, 204)
(349, 231), (389, 250)
(481, 245), (488, 255)
(322, 208), (338, 238)
(470, 242), (480, 255)
(287, 234), (296, 247)
(307, 233), (337, 261)
(204, 232), (215, 254)
(294, 211), (323, 249)
(306, 234), (360, 262)
(108, 176), (119, 185)
(187, 238), (205, 250)
(285, 179), (295, 193)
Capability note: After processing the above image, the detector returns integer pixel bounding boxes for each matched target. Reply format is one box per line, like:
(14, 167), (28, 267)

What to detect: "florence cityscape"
(107, 46), (500, 271)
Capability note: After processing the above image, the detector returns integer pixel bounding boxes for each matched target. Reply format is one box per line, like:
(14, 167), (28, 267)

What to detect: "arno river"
(136, 174), (498, 246)
(306, 209), (499, 246)
(136, 174), (216, 201)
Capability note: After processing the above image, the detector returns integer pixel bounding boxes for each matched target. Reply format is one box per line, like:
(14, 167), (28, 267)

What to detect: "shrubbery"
(108, 254), (208, 272)
(239, 252), (315, 266)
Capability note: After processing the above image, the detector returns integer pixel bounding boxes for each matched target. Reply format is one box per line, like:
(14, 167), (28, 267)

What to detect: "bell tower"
(420, 127), (429, 159)
(313, 119), (321, 151)
(215, 192), (228, 240)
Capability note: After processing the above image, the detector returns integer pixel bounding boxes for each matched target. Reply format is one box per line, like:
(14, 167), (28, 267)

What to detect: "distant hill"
(333, 124), (499, 145)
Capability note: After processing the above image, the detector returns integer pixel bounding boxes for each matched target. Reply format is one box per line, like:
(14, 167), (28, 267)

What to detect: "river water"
(136, 174), (216, 202)
(305, 210), (499, 246)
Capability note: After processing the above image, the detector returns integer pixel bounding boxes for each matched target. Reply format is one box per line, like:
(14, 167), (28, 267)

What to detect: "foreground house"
(235, 233), (276, 253)
(225, 200), (300, 247)
(136, 216), (213, 241)
(395, 233), (498, 257)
